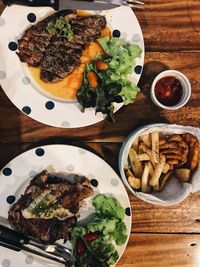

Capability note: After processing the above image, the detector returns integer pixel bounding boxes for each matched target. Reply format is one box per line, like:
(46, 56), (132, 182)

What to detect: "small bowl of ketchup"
(150, 70), (191, 110)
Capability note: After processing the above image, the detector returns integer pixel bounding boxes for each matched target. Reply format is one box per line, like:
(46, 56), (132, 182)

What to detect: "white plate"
(0, 144), (131, 266)
(0, 5), (144, 128)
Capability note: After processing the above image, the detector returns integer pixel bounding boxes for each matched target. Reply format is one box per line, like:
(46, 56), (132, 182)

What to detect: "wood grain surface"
(118, 234), (200, 266)
(0, 0), (200, 266)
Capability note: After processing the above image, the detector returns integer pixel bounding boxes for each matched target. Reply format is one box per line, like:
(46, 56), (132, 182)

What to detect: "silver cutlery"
(109, 0), (144, 9)
(4, 0), (144, 11)
(0, 224), (71, 265)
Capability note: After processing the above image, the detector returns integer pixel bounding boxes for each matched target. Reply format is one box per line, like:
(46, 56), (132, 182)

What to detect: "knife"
(0, 224), (68, 265)
(3, 0), (118, 10)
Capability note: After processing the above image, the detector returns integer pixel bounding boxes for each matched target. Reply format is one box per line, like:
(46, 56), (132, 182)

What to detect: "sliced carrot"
(87, 71), (99, 88)
(95, 60), (109, 71)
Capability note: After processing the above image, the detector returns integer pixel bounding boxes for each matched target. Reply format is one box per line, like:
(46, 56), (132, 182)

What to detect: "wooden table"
(0, 1), (200, 266)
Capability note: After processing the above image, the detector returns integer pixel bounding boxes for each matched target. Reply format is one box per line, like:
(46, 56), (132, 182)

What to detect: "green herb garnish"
(31, 194), (52, 216)
(46, 16), (73, 40)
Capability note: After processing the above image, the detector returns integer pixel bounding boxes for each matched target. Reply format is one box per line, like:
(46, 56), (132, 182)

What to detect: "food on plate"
(16, 9), (142, 119)
(124, 132), (199, 193)
(17, 10), (106, 83)
(77, 36), (142, 120)
(154, 76), (183, 106)
(8, 170), (94, 244)
(175, 168), (191, 182)
(70, 194), (128, 267)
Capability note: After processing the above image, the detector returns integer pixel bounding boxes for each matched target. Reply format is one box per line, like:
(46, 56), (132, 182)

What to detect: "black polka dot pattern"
(7, 195), (15, 204)
(112, 29), (121, 38)
(8, 42), (17, 51)
(22, 106), (31, 115)
(90, 179), (98, 187)
(134, 65), (142, 75)
(2, 168), (12, 176)
(35, 148), (45, 157)
(27, 13), (36, 23)
(45, 101), (55, 110)
(125, 207), (131, 216)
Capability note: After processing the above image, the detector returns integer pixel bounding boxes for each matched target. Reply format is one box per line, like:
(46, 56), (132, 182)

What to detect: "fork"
(105, 0), (144, 9)
(0, 224), (71, 265)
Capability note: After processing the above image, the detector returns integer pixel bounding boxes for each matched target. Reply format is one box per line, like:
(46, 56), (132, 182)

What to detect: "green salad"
(77, 36), (142, 121)
(70, 194), (128, 267)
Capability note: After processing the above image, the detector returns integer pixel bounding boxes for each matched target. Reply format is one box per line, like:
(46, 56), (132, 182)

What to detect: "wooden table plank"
(0, 51), (199, 142)
(135, 0), (200, 52)
(118, 233), (200, 267)
(131, 192), (200, 233)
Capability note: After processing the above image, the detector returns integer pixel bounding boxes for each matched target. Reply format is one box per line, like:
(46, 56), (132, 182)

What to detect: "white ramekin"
(150, 70), (191, 110)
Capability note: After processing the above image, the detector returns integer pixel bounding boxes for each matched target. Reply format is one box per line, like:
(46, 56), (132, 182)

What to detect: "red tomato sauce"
(154, 76), (183, 106)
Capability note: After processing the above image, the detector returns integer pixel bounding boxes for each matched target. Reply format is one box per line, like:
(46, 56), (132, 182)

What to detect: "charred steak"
(8, 170), (94, 244)
(17, 10), (107, 83)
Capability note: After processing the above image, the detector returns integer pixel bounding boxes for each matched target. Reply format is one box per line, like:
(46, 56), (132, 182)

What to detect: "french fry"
(137, 153), (150, 161)
(162, 163), (170, 174)
(132, 137), (139, 152)
(141, 163), (150, 193)
(128, 176), (141, 190)
(125, 168), (141, 190)
(148, 161), (154, 177)
(175, 169), (191, 182)
(159, 171), (173, 191)
(140, 134), (151, 148)
(139, 143), (152, 158)
(128, 148), (143, 178)
(153, 184), (160, 192)
(151, 132), (159, 163)
(149, 156), (165, 187)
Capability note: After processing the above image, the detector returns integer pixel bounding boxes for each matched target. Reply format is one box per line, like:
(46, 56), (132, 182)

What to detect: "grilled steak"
(8, 170), (94, 244)
(17, 10), (107, 82)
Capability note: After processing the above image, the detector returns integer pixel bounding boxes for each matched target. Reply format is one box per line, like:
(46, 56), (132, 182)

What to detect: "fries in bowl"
(124, 131), (199, 193)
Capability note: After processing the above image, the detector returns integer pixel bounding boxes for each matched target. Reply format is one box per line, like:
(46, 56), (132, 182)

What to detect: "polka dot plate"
(0, 144), (132, 267)
(0, 5), (144, 128)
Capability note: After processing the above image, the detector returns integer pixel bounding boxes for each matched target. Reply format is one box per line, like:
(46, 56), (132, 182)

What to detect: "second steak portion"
(17, 10), (107, 83)
(8, 170), (94, 244)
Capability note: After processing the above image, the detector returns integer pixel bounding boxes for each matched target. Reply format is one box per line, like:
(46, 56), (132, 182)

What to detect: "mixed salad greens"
(77, 36), (142, 121)
(70, 194), (128, 267)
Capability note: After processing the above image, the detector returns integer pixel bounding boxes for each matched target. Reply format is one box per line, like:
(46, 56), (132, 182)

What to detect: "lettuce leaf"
(90, 238), (119, 265)
(76, 36), (142, 120)
(119, 79), (140, 105)
(98, 36), (142, 78)
(92, 194), (125, 220)
(70, 194), (128, 266)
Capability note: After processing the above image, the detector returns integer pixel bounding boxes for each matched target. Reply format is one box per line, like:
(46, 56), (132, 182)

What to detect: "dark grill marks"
(40, 70), (62, 83)
(17, 10), (107, 83)
(40, 54), (80, 78)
